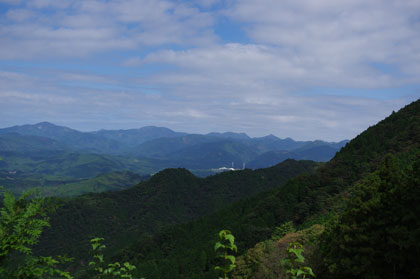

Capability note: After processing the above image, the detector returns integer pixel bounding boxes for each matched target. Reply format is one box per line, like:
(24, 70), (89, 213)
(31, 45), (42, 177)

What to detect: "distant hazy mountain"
(165, 140), (259, 169)
(0, 133), (69, 153)
(0, 122), (122, 154)
(246, 145), (343, 169)
(250, 135), (307, 152)
(0, 122), (348, 172)
(92, 126), (187, 147)
(246, 150), (298, 169)
(206, 132), (251, 140)
(132, 134), (219, 158)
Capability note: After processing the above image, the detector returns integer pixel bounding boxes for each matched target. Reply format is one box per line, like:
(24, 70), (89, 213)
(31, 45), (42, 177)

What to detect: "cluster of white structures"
(212, 162), (246, 172)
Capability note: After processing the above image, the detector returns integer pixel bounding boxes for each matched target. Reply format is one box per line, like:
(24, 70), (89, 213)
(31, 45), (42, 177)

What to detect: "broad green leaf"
(214, 242), (224, 251)
(225, 255), (236, 264)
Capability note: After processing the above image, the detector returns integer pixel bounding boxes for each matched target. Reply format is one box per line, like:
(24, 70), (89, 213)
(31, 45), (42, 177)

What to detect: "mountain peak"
(206, 132), (250, 140)
(34, 122), (73, 131)
(35, 121), (56, 126)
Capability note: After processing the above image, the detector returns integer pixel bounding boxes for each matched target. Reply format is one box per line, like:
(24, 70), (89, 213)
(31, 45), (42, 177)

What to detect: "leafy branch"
(281, 242), (315, 279)
(214, 230), (237, 279)
(89, 237), (141, 279)
(0, 187), (72, 278)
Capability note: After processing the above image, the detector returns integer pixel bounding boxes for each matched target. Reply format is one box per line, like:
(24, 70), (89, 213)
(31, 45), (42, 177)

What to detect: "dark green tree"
(321, 155), (420, 278)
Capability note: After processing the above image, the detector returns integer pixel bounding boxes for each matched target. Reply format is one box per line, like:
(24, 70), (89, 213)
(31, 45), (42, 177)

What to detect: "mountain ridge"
(104, 98), (420, 279)
(0, 122), (348, 173)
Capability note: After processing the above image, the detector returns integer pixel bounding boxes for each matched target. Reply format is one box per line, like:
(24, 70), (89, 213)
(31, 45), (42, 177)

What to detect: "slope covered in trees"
(104, 99), (420, 278)
(35, 159), (317, 270)
(4, 99), (418, 279)
(319, 154), (420, 278)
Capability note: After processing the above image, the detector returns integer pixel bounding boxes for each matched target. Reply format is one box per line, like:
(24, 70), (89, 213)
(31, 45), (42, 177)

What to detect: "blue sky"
(0, 0), (419, 141)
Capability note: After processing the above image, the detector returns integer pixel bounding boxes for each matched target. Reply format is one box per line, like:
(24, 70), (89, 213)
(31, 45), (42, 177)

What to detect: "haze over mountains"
(0, 121), (347, 168)
(0, 121), (347, 196)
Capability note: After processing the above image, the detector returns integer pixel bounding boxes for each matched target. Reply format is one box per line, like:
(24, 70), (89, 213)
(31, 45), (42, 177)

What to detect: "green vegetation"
(0, 151), (165, 179)
(1, 100), (419, 278)
(320, 154), (420, 278)
(87, 238), (139, 279)
(214, 230), (237, 279)
(0, 171), (149, 197)
(0, 188), (71, 278)
(35, 159), (316, 275)
(0, 189), (142, 279)
(281, 242), (315, 279)
(97, 99), (419, 279)
(272, 221), (296, 241)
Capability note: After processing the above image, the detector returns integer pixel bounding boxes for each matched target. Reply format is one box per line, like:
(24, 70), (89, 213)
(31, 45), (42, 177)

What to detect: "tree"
(0, 188), (71, 278)
(321, 154), (420, 278)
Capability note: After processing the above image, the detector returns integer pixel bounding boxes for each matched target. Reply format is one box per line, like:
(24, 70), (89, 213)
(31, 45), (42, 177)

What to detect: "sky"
(0, 0), (419, 141)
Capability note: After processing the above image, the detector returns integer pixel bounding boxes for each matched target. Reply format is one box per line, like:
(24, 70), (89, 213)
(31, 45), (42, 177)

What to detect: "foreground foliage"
(281, 242), (315, 279)
(0, 188), (71, 278)
(87, 237), (139, 279)
(214, 230), (237, 279)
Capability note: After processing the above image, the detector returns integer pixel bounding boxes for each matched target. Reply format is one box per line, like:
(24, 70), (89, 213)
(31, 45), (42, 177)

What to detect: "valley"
(0, 123), (346, 196)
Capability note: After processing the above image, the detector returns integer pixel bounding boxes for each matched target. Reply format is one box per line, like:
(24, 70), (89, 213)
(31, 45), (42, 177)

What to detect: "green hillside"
(0, 149), (173, 178)
(0, 133), (70, 153)
(0, 170), (148, 197)
(6, 99), (419, 279)
(101, 99), (420, 279)
(35, 159), (317, 271)
(40, 171), (149, 197)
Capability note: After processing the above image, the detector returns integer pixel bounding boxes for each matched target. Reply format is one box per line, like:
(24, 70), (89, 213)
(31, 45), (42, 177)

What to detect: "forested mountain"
(0, 133), (69, 153)
(160, 140), (259, 169)
(0, 135), (171, 196)
(131, 134), (220, 158)
(35, 159), (318, 272)
(206, 132), (251, 140)
(92, 126), (187, 147)
(89, 99), (419, 279)
(0, 122), (123, 154)
(0, 121), (346, 196)
(0, 171), (149, 197)
(0, 150), (166, 179)
(247, 145), (339, 169)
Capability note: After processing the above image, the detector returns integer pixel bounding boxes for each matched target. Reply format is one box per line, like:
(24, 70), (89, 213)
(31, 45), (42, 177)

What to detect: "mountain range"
(0, 122), (347, 196)
(0, 122), (347, 171)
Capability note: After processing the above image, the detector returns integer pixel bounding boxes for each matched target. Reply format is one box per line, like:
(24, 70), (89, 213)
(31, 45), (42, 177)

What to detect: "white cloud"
(6, 9), (34, 21)
(0, 0), (419, 140)
(0, 0), (217, 59)
(226, 0), (420, 81)
(0, 0), (21, 4)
